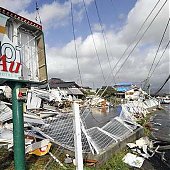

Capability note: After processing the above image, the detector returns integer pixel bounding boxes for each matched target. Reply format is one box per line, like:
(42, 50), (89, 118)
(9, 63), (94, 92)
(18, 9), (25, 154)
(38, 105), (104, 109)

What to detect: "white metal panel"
(19, 30), (39, 81)
(87, 127), (117, 153)
(102, 117), (132, 140)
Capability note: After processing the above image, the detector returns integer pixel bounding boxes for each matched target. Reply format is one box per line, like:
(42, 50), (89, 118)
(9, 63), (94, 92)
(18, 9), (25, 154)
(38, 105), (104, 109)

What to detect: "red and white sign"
(0, 13), (22, 80)
(0, 11), (47, 83)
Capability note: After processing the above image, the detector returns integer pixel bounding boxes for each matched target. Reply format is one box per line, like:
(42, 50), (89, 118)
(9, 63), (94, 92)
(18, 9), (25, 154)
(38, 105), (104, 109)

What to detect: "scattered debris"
(84, 159), (98, 167)
(123, 153), (144, 168)
(0, 83), (160, 168)
(64, 154), (72, 164)
(25, 139), (51, 155)
(49, 151), (66, 168)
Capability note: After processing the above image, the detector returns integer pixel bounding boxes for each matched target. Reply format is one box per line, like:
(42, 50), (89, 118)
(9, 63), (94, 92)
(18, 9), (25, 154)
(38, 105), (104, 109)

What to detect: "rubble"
(123, 153), (145, 168)
(0, 84), (161, 168)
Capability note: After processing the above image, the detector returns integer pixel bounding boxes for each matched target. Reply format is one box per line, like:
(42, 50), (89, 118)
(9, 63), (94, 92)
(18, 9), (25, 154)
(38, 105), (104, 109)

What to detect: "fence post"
(73, 102), (83, 170)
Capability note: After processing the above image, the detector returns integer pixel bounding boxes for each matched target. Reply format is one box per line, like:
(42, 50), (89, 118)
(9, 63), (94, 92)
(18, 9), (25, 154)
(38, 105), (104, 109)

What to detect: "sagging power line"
(154, 74), (170, 95)
(70, 0), (83, 86)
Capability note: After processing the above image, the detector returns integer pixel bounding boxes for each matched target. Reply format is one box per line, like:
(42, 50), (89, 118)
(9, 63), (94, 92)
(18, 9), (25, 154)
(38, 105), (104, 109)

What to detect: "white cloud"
(0, 0), (32, 12)
(46, 0), (169, 89)
(1, 0), (169, 90)
(120, 0), (169, 45)
(20, 0), (94, 30)
(92, 23), (106, 32)
(18, 1), (70, 30)
(118, 13), (125, 20)
(1, 0), (94, 30)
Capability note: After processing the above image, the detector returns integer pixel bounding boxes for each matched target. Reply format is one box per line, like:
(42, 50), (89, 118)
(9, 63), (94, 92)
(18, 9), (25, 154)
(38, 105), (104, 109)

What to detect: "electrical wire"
(145, 17), (170, 81)
(94, 0), (116, 84)
(154, 74), (170, 95)
(149, 40), (170, 79)
(95, 0), (165, 99)
(114, 0), (168, 79)
(96, 0), (168, 102)
(81, 0), (167, 121)
(82, 0), (107, 85)
(70, 1), (83, 86)
(110, 0), (161, 81)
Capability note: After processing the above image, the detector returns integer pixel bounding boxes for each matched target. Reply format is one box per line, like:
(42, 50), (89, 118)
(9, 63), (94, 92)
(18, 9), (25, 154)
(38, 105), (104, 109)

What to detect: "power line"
(70, 1), (83, 86)
(144, 40), (170, 91)
(94, 0), (116, 84)
(143, 17), (170, 89)
(82, 0), (107, 85)
(154, 74), (170, 95)
(97, 0), (168, 101)
(80, 0), (167, 120)
(146, 17), (170, 80)
(110, 0), (161, 80)
(114, 0), (168, 79)
(149, 40), (170, 79)
(94, 0), (161, 92)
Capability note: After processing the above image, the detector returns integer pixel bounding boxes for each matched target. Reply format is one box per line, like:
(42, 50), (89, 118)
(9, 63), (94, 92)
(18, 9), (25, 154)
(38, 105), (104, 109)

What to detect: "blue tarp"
(114, 82), (133, 86)
(115, 86), (132, 92)
(114, 82), (133, 92)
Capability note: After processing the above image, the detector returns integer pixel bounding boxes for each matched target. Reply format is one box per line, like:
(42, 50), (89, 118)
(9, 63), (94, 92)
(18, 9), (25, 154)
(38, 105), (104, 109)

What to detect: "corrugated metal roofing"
(67, 88), (84, 95)
(49, 81), (80, 89)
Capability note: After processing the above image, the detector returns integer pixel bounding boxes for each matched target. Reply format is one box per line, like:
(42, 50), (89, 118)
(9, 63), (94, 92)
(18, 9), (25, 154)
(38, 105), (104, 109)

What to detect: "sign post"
(0, 7), (48, 170)
(12, 82), (25, 170)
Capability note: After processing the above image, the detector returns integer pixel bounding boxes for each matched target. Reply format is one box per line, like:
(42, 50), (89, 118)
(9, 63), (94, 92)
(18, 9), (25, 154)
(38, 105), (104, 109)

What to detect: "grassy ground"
(95, 149), (130, 170)
(0, 146), (130, 170)
(137, 111), (154, 136)
(0, 147), (14, 170)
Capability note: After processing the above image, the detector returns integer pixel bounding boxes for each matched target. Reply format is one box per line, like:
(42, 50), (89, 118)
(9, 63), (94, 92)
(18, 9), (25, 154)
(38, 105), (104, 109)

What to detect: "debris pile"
(0, 86), (161, 168)
(120, 99), (158, 123)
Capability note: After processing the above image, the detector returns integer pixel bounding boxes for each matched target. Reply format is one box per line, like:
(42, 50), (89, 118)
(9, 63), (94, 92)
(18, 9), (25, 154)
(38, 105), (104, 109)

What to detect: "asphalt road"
(140, 104), (170, 170)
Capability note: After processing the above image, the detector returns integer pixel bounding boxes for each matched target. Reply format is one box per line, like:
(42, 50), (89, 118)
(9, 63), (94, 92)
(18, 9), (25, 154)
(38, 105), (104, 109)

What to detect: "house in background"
(113, 83), (146, 101)
(48, 78), (85, 99)
(113, 83), (133, 99)
(125, 87), (146, 101)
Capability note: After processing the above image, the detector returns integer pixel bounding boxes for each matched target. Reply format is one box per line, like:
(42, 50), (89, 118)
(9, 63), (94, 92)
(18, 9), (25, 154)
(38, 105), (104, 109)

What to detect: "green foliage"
(97, 87), (116, 99)
(99, 150), (130, 170)
(137, 113), (152, 136)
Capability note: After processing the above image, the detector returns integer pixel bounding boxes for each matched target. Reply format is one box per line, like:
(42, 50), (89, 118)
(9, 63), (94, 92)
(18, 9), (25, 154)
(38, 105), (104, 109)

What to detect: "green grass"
(97, 149), (130, 170)
(0, 147), (130, 170)
(0, 147), (14, 170)
(137, 112), (153, 136)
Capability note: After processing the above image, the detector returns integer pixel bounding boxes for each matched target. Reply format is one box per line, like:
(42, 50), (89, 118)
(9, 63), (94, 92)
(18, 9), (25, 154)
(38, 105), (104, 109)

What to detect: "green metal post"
(12, 82), (25, 170)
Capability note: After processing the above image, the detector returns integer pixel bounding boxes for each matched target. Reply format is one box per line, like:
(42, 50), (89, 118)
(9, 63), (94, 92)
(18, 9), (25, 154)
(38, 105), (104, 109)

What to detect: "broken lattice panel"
(41, 115), (91, 153)
(102, 118), (132, 140)
(87, 127), (117, 153)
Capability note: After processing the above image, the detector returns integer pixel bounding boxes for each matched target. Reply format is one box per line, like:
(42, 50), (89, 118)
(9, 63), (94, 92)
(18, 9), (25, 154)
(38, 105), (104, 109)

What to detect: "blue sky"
(24, 0), (137, 47)
(0, 0), (169, 91)
(42, 0), (136, 46)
